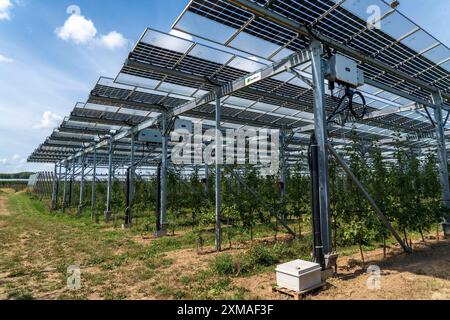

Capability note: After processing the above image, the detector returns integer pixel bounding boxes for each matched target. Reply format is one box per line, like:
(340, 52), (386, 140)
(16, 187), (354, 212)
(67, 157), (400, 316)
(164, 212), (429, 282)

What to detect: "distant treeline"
(0, 172), (35, 179)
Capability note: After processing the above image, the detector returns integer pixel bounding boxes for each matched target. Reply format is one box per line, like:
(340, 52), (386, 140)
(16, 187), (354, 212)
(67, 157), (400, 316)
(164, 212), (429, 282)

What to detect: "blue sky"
(0, 0), (448, 173)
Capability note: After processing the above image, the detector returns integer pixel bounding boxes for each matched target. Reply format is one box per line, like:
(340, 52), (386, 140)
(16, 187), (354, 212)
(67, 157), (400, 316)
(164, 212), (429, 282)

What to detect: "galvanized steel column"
(280, 128), (287, 218)
(215, 88), (222, 252)
(91, 147), (97, 222)
(310, 40), (331, 255)
(160, 115), (168, 233)
(51, 163), (59, 210)
(70, 158), (76, 207)
(78, 156), (85, 216)
(432, 92), (450, 236)
(130, 134), (136, 205)
(62, 162), (68, 212)
(105, 137), (113, 222)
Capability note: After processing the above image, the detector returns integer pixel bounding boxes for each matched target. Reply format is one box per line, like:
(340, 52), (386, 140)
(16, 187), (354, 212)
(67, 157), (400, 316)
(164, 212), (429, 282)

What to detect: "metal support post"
(125, 134), (135, 228)
(62, 162), (68, 212)
(125, 168), (132, 228)
(160, 114), (169, 234)
(51, 165), (58, 210)
(310, 40), (332, 255)
(155, 163), (162, 235)
(91, 147), (97, 222)
(215, 88), (222, 252)
(105, 137), (113, 222)
(78, 156), (85, 216)
(310, 135), (325, 268)
(432, 91), (450, 236)
(280, 128), (287, 220)
(130, 134), (136, 203)
(70, 158), (76, 207)
(56, 162), (62, 209)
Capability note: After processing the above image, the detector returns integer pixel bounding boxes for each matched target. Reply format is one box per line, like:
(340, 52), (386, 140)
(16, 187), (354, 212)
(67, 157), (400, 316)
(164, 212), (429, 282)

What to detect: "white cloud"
(0, 53), (13, 63)
(56, 13), (97, 44)
(33, 111), (63, 130)
(12, 154), (25, 163)
(0, 0), (12, 21)
(0, 154), (29, 172)
(56, 10), (128, 50)
(98, 31), (128, 50)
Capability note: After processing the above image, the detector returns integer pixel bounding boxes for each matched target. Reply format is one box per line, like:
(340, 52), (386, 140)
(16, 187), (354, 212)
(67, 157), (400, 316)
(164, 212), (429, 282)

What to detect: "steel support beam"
(78, 156), (85, 216)
(125, 134), (136, 228)
(105, 137), (113, 222)
(62, 162), (68, 212)
(280, 128), (287, 218)
(432, 92), (450, 236)
(130, 134), (136, 204)
(91, 147), (97, 222)
(310, 40), (331, 255)
(57, 162), (63, 209)
(70, 159), (76, 207)
(160, 115), (169, 234)
(51, 163), (58, 210)
(155, 163), (162, 234)
(215, 89), (223, 252)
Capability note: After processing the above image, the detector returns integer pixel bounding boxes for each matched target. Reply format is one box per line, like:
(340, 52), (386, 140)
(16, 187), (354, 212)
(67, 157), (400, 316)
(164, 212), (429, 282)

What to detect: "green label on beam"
(245, 72), (262, 86)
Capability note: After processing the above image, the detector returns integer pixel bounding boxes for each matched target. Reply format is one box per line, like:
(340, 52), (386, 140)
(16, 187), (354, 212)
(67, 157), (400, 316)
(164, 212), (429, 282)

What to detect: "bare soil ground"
(233, 238), (450, 300)
(1, 192), (449, 300)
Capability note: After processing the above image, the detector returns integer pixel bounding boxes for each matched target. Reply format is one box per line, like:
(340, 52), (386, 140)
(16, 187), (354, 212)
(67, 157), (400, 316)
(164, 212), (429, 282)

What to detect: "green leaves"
(330, 131), (444, 247)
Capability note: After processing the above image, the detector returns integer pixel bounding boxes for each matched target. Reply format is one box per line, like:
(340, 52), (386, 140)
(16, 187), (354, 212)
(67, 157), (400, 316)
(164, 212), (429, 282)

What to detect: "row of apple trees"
(52, 135), (448, 250)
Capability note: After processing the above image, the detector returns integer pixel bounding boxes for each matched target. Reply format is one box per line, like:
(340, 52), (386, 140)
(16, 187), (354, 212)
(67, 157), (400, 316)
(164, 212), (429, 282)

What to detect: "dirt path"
(0, 196), (11, 216)
(233, 238), (450, 300)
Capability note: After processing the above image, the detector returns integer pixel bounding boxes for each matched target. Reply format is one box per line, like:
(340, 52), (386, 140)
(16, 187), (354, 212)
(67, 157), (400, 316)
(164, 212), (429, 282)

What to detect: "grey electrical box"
(175, 119), (193, 133)
(138, 129), (162, 143)
(326, 54), (364, 88)
(276, 260), (322, 292)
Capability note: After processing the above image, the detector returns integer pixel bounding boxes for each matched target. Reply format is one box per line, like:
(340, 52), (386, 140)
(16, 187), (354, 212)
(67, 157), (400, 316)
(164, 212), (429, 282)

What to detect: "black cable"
(327, 86), (368, 126)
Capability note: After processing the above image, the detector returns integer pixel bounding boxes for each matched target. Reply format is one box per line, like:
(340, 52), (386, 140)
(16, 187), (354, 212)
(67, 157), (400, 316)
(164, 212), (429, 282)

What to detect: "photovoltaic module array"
(28, 0), (450, 165)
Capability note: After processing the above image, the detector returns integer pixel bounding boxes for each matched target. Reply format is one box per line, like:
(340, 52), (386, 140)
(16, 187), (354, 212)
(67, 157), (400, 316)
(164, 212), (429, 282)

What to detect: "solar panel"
(29, 1), (450, 165)
(173, 0), (450, 101)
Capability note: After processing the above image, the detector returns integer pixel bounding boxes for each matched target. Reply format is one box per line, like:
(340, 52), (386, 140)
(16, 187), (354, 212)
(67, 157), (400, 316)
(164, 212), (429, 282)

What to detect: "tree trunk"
(419, 227), (425, 242)
(274, 220), (278, 241)
(298, 216), (302, 239)
(383, 235), (387, 259)
(359, 241), (365, 268)
(436, 224), (440, 241)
